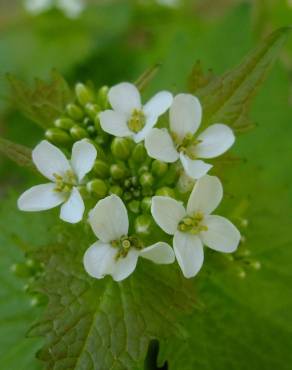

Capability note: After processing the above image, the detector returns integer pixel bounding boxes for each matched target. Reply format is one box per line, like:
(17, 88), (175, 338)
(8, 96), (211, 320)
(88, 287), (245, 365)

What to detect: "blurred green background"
(0, 1), (292, 369)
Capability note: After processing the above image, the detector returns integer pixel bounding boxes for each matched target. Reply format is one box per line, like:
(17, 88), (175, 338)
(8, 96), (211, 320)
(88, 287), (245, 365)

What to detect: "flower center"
(127, 109), (146, 133)
(172, 132), (201, 160)
(178, 212), (208, 234)
(111, 235), (143, 259)
(53, 170), (77, 193)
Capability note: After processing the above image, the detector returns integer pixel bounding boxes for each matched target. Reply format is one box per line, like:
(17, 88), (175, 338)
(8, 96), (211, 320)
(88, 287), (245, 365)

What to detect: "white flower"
(145, 93), (235, 179)
(151, 175), (240, 278)
(24, 0), (84, 18)
(17, 139), (97, 223)
(99, 82), (173, 143)
(83, 195), (175, 281)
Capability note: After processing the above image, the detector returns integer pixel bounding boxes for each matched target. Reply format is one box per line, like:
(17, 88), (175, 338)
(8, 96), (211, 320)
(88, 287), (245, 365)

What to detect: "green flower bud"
(93, 159), (110, 178)
(87, 125), (97, 136)
(156, 186), (175, 198)
(70, 125), (89, 140)
(86, 179), (108, 198)
(45, 128), (72, 145)
(54, 117), (75, 130)
(66, 103), (84, 121)
(30, 294), (47, 307)
(110, 163), (127, 180)
(77, 185), (89, 198)
(111, 137), (132, 160)
(139, 172), (154, 188)
(141, 197), (152, 213)
(132, 143), (147, 163)
(109, 185), (123, 197)
(135, 214), (153, 236)
(98, 85), (109, 109)
(10, 263), (31, 278)
(85, 103), (101, 120)
(151, 160), (168, 177)
(75, 83), (95, 106)
(128, 200), (140, 214)
(138, 165), (149, 175)
(123, 191), (132, 201)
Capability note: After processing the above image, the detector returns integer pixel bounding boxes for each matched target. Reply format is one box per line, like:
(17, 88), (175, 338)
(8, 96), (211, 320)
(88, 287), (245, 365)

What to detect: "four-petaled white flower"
(145, 93), (235, 179)
(99, 82), (173, 143)
(17, 139), (97, 223)
(83, 194), (175, 281)
(151, 175), (241, 278)
(24, 0), (84, 18)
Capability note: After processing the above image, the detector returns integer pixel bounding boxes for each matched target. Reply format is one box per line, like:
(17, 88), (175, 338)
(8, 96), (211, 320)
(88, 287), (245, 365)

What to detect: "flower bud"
(70, 125), (89, 140)
(75, 83), (95, 106)
(151, 160), (168, 177)
(109, 185), (123, 197)
(134, 214), (153, 236)
(10, 263), (31, 278)
(139, 172), (154, 188)
(138, 165), (149, 175)
(111, 137), (132, 160)
(93, 159), (110, 178)
(54, 117), (75, 130)
(85, 103), (101, 120)
(132, 143), (147, 163)
(123, 191), (132, 201)
(66, 103), (84, 121)
(77, 185), (89, 198)
(86, 179), (108, 198)
(45, 128), (72, 145)
(98, 85), (109, 109)
(141, 197), (152, 212)
(128, 200), (140, 214)
(156, 186), (175, 198)
(110, 163), (127, 180)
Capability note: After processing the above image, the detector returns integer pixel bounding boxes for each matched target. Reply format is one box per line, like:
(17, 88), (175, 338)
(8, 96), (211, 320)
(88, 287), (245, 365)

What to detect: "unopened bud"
(10, 263), (31, 278)
(132, 143), (147, 163)
(135, 214), (153, 236)
(128, 200), (140, 214)
(45, 128), (72, 145)
(98, 85), (109, 109)
(85, 103), (101, 120)
(75, 83), (95, 106)
(86, 179), (108, 198)
(93, 159), (110, 178)
(141, 197), (152, 212)
(156, 186), (175, 198)
(138, 165), (149, 175)
(109, 185), (123, 197)
(66, 103), (84, 120)
(70, 125), (89, 140)
(151, 160), (168, 177)
(139, 172), (154, 187)
(54, 117), (75, 130)
(110, 163), (127, 180)
(111, 137), (133, 160)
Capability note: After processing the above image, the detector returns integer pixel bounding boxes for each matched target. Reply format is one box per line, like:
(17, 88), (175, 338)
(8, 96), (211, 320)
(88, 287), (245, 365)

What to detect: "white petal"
(111, 249), (139, 281)
(83, 241), (116, 279)
(173, 231), (204, 278)
(169, 94), (202, 140)
(60, 187), (84, 223)
(196, 124), (235, 159)
(71, 139), (97, 182)
(89, 195), (128, 242)
(108, 82), (141, 114)
(201, 215), (241, 253)
(180, 153), (212, 180)
(187, 175), (223, 215)
(133, 115), (157, 143)
(151, 196), (186, 235)
(145, 128), (179, 163)
(99, 110), (132, 137)
(140, 242), (175, 264)
(17, 183), (65, 211)
(143, 91), (173, 117)
(32, 140), (71, 181)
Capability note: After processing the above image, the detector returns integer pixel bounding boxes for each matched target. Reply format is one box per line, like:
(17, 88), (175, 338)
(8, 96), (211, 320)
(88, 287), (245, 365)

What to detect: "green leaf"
(0, 137), (33, 169)
(7, 70), (73, 129)
(192, 27), (291, 132)
(29, 226), (196, 370)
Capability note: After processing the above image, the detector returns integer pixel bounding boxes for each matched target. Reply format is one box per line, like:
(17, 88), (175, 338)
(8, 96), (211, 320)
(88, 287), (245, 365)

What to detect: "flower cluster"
(18, 81), (240, 281)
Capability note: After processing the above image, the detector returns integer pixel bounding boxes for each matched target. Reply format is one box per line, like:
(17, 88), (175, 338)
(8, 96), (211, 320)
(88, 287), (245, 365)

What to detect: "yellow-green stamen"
(178, 212), (208, 235)
(53, 170), (77, 193)
(128, 109), (146, 133)
(111, 235), (143, 259)
(172, 132), (202, 160)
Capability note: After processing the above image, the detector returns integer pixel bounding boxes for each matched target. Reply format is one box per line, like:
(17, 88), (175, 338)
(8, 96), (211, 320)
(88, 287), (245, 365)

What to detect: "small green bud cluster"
(45, 83), (109, 147)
